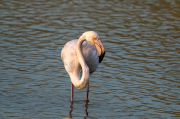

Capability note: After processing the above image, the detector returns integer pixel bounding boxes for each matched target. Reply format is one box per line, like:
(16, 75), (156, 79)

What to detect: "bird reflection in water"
(69, 102), (73, 118)
(69, 100), (89, 119)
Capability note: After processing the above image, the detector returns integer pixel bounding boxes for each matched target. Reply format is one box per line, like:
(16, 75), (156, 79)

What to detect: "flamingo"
(61, 31), (105, 102)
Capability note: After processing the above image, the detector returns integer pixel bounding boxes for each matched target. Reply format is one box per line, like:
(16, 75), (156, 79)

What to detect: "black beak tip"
(99, 51), (106, 63)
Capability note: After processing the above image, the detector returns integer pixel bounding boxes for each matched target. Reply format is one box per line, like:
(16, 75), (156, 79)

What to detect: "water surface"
(0, 0), (180, 118)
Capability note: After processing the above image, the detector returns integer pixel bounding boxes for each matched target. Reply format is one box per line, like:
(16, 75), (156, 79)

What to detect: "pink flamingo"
(61, 31), (105, 102)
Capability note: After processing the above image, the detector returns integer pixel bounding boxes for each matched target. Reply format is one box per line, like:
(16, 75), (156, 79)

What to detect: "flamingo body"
(61, 39), (99, 76)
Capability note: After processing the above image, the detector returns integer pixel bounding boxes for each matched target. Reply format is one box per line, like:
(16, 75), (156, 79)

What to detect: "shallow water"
(0, 0), (180, 118)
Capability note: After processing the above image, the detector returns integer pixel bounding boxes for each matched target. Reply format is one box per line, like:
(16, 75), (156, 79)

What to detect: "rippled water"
(0, 0), (180, 118)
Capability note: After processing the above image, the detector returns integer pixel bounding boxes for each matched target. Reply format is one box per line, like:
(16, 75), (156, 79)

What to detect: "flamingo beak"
(94, 39), (106, 63)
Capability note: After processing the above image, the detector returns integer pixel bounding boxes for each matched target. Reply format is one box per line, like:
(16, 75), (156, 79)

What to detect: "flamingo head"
(83, 31), (106, 63)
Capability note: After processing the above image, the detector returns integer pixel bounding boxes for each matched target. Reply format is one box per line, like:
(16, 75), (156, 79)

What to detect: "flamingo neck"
(73, 36), (89, 89)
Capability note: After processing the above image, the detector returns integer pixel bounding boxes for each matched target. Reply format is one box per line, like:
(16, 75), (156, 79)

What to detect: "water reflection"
(69, 101), (89, 119)
(69, 102), (73, 118)
(84, 101), (89, 119)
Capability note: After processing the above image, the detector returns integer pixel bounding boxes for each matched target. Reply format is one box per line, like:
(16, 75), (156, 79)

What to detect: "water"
(0, 0), (180, 118)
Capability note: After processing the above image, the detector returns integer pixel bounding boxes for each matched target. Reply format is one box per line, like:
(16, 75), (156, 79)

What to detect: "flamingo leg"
(86, 82), (89, 101)
(71, 82), (74, 102)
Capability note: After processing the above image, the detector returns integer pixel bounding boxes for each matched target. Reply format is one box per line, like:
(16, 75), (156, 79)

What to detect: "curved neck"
(72, 37), (89, 89)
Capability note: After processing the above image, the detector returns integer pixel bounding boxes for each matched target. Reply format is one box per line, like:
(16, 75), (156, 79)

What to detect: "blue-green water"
(0, 0), (180, 118)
